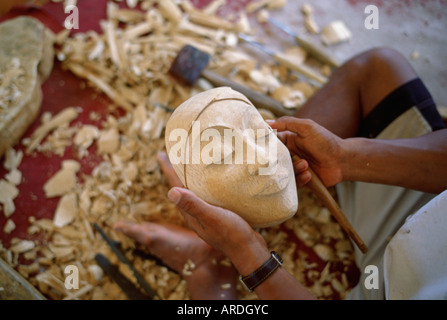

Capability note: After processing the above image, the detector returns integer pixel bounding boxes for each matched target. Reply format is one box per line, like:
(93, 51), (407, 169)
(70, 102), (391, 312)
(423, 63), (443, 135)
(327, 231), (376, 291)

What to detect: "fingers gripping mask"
(165, 87), (298, 228)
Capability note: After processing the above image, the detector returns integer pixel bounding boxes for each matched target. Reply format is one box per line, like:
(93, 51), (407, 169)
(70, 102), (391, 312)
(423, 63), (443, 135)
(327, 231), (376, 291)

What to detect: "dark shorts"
(357, 78), (446, 138)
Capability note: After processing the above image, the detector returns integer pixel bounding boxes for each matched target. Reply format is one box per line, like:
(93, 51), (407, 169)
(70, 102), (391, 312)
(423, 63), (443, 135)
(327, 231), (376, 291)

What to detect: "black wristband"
(239, 251), (283, 293)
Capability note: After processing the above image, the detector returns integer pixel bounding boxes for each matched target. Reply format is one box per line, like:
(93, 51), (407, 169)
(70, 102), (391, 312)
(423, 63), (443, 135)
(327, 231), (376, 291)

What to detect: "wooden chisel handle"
(273, 52), (328, 85)
(201, 69), (294, 117)
(292, 155), (368, 253)
(293, 35), (341, 68)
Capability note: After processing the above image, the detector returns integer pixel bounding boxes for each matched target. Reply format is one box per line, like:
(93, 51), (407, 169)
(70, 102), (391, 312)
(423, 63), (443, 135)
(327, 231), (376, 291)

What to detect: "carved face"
(165, 87), (298, 228)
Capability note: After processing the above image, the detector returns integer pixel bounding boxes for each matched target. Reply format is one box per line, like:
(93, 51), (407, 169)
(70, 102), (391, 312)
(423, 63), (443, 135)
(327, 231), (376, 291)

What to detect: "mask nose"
(245, 131), (278, 175)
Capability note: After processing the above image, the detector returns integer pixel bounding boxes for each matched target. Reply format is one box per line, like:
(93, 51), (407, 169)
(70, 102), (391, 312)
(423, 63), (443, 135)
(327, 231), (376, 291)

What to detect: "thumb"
(269, 116), (315, 138)
(168, 187), (221, 224)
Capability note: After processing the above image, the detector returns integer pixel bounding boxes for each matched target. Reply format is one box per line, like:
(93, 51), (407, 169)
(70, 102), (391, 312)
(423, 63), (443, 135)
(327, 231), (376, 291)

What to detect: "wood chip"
(321, 21), (352, 46)
(3, 219), (16, 234)
(3, 147), (23, 171)
(301, 3), (314, 17)
(314, 244), (334, 261)
(5, 168), (22, 186)
(23, 107), (79, 154)
(73, 124), (99, 157)
(271, 86), (306, 109)
(43, 160), (80, 198)
(97, 128), (120, 154)
(305, 16), (320, 34)
(53, 192), (78, 228)
(9, 240), (35, 254)
(156, 0), (183, 25)
(0, 179), (19, 217)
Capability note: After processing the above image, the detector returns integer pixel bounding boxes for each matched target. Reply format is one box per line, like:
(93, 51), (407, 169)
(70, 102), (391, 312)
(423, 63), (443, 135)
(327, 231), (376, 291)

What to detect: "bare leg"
(296, 48), (418, 138)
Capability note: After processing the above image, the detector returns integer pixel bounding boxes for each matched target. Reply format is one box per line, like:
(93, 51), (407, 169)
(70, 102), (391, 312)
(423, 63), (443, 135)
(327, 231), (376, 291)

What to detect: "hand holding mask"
(165, 87), (298, 228)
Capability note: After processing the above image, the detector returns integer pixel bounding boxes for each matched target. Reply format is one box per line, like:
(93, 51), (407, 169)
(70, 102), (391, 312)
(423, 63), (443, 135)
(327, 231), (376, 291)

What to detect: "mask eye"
(200, 126), (235, 165)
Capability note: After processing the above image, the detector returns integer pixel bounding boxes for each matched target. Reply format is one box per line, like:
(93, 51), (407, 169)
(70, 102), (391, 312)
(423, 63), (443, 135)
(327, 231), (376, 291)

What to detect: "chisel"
(238, 34), (328, 85)
(269, 18), (340, 68)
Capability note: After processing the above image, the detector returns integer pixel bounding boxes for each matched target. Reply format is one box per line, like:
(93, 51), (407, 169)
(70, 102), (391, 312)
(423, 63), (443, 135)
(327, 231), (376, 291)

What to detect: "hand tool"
(238, 34), (328, 85)
(168, 44), (294, 117)
(93, 223), (159, 299)
(94, 253), (152, 300)
(269, 18), (341, 68)
(169, 45), (368, 253)
(292, 155), (368, 253)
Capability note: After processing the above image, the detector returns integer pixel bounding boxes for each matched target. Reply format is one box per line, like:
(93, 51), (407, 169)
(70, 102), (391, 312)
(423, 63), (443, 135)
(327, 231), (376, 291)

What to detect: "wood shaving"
(256, 9), (270, 24)
(73, 125), (100, 157)
(53, 192), (78, 228)
(321, 21), (352, 46)
(3, 219), (16, 234)
(246, 0), (287, 12)
(9, 240), (35, 254)
(3, 147), (23, 171)
(221, 283), (232, 290)
(43, 160), (80, 198)
(0, 179), (19, 217)
(202, 0), (226, 16)
(182, 259), (196, 277)
(5, 169), (22, 186)
(271, 86), (306, 109)
(305, 16), (320, 35)
(301, 3), (320, 34)
(301, 3), (314, 17)
(22, 107), (79, 154)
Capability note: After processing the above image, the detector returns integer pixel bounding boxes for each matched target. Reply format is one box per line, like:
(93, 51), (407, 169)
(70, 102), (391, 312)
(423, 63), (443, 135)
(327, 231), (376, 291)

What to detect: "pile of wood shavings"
(0, 0), (359, 300)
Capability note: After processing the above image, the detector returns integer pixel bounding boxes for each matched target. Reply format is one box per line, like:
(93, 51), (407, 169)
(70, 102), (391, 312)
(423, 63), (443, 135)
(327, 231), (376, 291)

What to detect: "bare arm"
(341, 129), (447, 194)
(271, 117), (447, 194)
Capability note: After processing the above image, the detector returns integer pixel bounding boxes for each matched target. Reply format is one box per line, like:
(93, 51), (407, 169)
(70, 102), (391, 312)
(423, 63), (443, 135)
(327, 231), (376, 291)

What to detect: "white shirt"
(383, 190), (447, 299)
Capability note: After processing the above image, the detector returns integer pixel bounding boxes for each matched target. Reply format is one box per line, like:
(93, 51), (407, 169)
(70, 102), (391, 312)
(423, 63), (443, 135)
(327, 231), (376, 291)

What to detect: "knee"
(347, 47), (415, 81)
(351, 47), (404, 69)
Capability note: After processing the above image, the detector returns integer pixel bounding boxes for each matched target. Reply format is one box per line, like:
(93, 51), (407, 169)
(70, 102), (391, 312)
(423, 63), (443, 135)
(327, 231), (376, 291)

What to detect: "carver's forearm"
(229, 240), (316, 300)
(340, 129), (447, 194)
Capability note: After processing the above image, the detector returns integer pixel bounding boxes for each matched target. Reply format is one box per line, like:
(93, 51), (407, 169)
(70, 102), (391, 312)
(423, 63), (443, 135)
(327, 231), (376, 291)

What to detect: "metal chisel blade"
(94, 254), (151, 300)
(93, 223), (159, 299)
